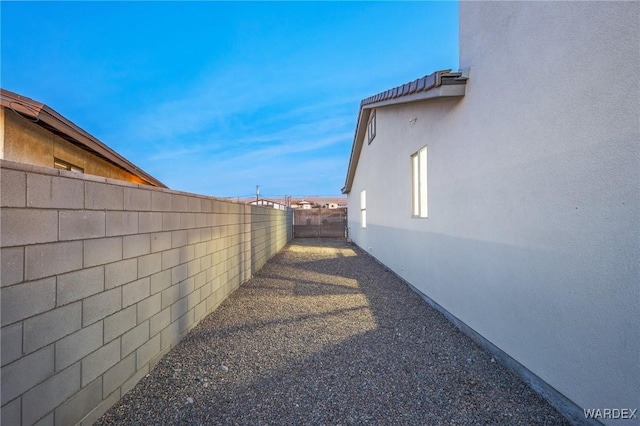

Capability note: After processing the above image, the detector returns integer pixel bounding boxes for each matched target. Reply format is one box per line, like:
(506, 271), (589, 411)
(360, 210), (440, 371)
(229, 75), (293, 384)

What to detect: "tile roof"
(342, 69), (468, 194)
(360, 69), (467, 108)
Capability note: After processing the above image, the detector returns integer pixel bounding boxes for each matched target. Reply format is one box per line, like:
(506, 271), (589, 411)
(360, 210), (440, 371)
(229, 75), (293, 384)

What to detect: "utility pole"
(256, 185), (260, 203)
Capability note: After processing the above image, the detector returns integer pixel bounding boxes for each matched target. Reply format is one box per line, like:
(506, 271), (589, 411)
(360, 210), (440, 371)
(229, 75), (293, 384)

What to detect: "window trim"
(411, 146), (428, 218)
(360, 189), (367, 228)
(367, 110), (376, 144)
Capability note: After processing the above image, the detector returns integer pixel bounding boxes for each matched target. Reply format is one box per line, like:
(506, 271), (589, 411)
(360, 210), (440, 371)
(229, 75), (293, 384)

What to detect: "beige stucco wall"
(348, 1), (639, 422)
(1, 108), (147, 185)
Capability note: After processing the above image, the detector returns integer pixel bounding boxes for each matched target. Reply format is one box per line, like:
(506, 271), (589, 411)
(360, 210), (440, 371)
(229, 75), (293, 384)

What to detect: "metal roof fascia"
(342, 107), (371, 194)
(362, 84), (466, 110)
(0, 91), (44, 118)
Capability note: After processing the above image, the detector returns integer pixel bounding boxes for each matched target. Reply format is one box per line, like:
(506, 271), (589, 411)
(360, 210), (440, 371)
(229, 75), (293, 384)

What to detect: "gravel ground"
(96, 238), (569, 425)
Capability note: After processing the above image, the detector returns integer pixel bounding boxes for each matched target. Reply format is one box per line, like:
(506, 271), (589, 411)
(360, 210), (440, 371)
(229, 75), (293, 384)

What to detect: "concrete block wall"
(0, 159), (293, 425)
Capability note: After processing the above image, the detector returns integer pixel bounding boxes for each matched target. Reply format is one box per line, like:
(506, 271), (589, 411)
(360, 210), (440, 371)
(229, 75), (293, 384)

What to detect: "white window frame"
(411, 146), (428, 218)
(360, 189), (367, 228)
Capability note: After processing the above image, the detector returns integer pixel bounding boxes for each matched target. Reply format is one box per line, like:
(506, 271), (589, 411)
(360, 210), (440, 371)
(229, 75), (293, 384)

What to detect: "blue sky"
(1, 1), (458, 198)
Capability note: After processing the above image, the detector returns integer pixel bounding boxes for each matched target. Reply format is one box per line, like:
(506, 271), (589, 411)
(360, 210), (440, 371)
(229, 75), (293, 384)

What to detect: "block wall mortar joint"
(55, 275), (59, 311)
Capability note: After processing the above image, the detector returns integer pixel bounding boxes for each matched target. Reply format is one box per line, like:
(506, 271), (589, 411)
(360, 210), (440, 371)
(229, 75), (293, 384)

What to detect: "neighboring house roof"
(0, 88), (166, 188)
(291, 197), (346, 206)
(248, 198), (288, 207)
(341, 69), (468, 194)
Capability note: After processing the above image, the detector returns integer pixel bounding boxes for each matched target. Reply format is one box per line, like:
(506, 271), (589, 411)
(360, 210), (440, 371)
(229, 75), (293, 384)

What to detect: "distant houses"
(248, 198), (288, 210)
(243, 196), (347, 210)
(292, 200), (312, 209)
(290, 198), (346, 209)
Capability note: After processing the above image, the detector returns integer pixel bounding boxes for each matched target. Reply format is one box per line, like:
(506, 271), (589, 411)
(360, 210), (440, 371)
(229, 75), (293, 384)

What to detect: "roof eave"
(0, 88), (166, 188)
(342, 77), (467, 195)
(342, 107), (371, 194)
(362, 84), (466, 110)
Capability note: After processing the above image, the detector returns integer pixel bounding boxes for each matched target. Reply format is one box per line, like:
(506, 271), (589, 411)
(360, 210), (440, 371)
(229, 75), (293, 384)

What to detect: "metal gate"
(293, 208), (347, 238)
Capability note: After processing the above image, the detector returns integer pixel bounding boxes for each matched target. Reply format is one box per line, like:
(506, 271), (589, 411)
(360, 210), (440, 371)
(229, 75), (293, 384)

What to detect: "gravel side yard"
(96, 238), (569, 425)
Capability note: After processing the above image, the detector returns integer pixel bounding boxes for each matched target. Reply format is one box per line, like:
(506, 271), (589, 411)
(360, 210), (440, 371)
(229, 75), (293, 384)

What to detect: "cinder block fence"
(0, 160), (293, 425)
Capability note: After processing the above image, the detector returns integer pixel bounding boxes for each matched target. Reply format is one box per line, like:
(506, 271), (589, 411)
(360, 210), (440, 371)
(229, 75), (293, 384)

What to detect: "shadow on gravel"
(96, 238), (570, 426)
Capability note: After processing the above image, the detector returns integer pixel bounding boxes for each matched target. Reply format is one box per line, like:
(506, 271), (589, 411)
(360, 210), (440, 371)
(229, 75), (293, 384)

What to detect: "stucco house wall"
(346, 1), (639, 423)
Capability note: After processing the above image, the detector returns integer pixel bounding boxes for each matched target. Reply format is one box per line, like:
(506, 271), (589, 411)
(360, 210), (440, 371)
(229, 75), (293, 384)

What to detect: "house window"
(367, 110), (376, 144)
(54, 158), (84, 173)
(360, 189), (367, 228)
(411, 146), (428, 218)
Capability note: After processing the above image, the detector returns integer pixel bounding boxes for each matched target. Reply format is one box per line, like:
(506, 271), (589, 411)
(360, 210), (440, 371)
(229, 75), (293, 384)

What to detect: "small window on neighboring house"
(54, 158), (84, 173)
(367, 110), (376, 144)
(411, 146), (428, 218)
(360, 189), (367, 228)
